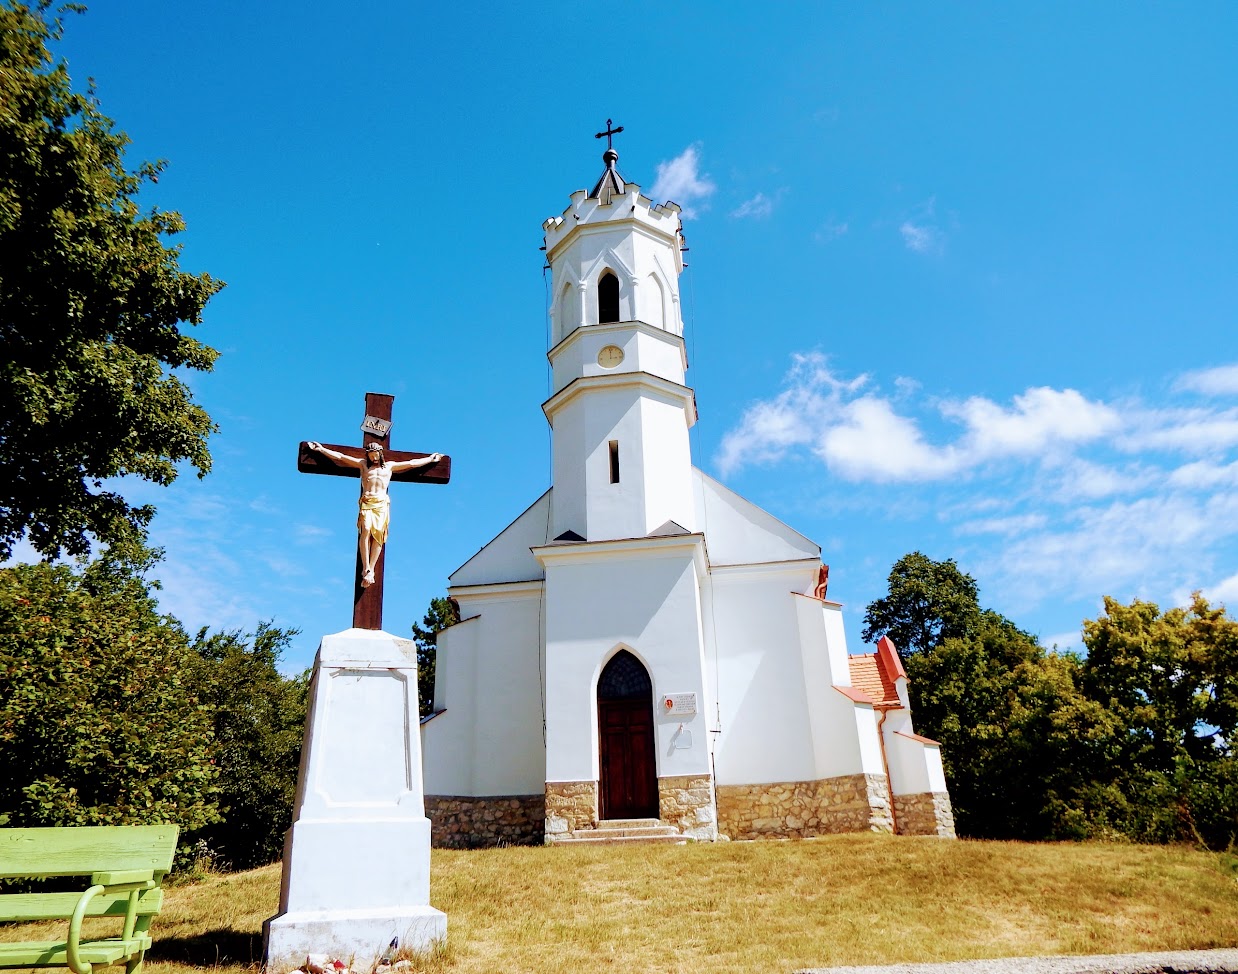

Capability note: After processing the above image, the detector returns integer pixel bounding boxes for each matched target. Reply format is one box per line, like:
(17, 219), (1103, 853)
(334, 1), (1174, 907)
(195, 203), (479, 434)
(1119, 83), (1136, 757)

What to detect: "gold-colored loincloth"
(357, 495), (390, 544)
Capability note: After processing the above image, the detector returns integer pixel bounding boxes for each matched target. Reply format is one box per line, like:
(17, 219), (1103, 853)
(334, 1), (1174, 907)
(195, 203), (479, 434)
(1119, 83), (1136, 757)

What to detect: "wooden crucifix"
(298, 392), (451, 631)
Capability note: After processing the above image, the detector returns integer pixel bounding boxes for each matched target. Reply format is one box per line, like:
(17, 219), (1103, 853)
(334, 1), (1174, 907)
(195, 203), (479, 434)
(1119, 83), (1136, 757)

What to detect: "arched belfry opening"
(597, 270), (620, 324)
(597, 650), (658, 820)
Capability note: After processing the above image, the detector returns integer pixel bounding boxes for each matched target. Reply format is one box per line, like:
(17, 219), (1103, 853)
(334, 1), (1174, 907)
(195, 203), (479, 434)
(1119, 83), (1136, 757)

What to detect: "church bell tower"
(541, 125), (697, 542)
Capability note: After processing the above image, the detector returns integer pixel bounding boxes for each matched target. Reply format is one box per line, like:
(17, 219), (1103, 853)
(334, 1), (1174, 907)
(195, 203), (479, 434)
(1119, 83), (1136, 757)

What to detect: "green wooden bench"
(0, 826), (178, 974)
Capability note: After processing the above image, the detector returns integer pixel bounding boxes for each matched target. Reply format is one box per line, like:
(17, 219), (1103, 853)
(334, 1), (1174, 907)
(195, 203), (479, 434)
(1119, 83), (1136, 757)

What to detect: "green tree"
(184, 624), (308, 869)
(905, 612), (1116, 840)
(0, 548), (221, 835)
(1080, 594), (1238, 848)
(411, 596), (459, 718)
(862, 551), (981, 656)
(0, 2), (223, 560)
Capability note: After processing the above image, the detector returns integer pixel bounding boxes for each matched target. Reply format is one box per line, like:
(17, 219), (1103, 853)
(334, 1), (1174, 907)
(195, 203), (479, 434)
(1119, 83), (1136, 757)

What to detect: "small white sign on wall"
(662, 693), (697, 717)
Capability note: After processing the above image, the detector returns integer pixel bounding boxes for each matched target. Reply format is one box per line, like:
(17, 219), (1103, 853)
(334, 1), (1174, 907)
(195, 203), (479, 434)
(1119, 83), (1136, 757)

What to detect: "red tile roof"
(848, 653), (902, 709)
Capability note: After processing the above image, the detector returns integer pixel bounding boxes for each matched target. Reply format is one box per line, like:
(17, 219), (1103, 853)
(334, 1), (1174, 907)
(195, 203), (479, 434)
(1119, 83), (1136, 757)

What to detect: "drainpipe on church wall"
(876, 708), (899, 836)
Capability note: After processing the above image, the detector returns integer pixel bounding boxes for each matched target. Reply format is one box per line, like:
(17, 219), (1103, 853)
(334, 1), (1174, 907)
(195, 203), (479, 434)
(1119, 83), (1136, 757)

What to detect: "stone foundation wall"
(658, 775), (718, 840)
(424, 794), (545, 848)
(893, 791), (957, 838)
(717, 773), (893, 839)
(544, 780), (598, 841)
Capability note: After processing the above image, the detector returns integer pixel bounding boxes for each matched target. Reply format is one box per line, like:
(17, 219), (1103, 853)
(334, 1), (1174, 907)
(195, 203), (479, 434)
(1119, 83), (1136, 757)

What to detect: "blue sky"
(29, 1), (1238, 670)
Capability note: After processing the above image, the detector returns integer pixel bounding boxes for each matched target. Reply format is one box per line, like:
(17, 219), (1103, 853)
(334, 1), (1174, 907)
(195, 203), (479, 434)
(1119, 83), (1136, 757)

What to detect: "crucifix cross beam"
(298, 392), (451, 631)
(594, 118), (624, 149)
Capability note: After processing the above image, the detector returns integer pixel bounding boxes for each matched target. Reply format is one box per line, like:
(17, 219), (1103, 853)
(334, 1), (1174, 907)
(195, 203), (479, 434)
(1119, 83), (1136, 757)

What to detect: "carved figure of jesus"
(306, 441), (443, 587)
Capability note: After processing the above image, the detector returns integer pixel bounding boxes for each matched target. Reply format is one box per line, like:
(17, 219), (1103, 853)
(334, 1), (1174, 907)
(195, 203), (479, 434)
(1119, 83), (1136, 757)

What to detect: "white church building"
(420, 139), (955, 845)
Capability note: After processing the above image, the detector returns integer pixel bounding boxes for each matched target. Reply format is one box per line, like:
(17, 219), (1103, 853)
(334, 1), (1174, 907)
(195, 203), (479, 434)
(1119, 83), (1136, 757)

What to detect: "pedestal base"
(263, 630), (447, 970)
(264, 906), (446, 971)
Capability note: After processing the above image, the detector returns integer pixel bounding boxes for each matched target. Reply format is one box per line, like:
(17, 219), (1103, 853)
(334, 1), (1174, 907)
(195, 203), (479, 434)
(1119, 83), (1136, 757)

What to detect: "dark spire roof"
(589, 146), (626, 204)
(589, 120), (627, 204)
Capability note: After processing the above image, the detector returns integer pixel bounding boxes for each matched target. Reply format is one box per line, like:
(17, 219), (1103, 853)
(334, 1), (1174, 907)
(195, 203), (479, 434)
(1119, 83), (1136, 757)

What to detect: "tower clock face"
(598, 344), (625, 369)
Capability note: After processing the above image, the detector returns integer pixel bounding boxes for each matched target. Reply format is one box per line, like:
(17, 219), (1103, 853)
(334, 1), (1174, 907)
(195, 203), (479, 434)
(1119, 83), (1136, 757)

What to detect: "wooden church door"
(597, 650), (659, 820)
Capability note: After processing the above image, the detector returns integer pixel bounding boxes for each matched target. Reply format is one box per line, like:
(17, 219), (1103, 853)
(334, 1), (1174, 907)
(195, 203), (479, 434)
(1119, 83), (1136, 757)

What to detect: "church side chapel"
(420, 125), (955, 846)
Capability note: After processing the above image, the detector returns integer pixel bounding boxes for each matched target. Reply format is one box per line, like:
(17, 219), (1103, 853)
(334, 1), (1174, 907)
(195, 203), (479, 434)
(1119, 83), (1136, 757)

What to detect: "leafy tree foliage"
(184, 624), (308, 869)
(411, 596), (459, 718)
(1079, 594), (1237, 848)
(869, 551), (1238, 849)
(906, 612), (1117, 840)
(862, 551), (981, 656)
(0, 548), (221, 834)
(0, 2), (223, 560)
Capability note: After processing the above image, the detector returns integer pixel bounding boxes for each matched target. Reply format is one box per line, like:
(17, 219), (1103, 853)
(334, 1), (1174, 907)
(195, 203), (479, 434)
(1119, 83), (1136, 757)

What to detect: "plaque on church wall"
(663, 693), (697, 716)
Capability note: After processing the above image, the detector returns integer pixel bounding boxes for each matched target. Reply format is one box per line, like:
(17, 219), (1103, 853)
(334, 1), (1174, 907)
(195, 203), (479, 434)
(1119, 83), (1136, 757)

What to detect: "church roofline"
(693, 467), (821, 558)
(895, 730), (942, 747)
(447, 488), (551, 582)
(711, 558), (822, 578)
(449, 578), (544, 599)
(542, 370), (698, 426)
(531, 531), (708, 574)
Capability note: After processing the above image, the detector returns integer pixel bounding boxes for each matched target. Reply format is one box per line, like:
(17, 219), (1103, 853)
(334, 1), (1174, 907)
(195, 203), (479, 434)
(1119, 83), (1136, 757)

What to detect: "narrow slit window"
(609, 440), (620, 484)
(598, 271), (619, 323)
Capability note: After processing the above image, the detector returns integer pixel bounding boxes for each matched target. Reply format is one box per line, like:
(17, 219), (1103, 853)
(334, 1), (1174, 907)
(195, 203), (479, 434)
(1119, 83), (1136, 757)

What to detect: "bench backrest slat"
(0, 827), (178, 879)
(1, 888), (164, 921)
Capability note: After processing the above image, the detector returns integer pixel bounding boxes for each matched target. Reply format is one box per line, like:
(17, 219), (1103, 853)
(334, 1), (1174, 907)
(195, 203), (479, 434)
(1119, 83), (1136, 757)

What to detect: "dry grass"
(4, 835), (1236, 974)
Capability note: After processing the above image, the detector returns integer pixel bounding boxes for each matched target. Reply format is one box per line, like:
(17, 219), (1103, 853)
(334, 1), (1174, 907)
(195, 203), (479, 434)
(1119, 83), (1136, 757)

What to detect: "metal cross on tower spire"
(594, 119), (624, 150)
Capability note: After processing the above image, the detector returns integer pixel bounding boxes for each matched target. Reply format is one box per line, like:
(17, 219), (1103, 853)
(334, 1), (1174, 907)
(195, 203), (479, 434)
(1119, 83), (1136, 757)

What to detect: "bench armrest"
(67, 884), (104, 974)
(91, 869), (156, 887)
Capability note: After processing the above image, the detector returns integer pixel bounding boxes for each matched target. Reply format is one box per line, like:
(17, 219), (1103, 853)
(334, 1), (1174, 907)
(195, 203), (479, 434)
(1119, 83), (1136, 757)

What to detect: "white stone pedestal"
(264, 629), (447, 970)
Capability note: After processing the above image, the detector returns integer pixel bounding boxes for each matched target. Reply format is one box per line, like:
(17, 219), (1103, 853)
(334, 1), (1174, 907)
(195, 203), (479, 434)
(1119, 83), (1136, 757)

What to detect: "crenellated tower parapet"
(542, 146), (687, 353)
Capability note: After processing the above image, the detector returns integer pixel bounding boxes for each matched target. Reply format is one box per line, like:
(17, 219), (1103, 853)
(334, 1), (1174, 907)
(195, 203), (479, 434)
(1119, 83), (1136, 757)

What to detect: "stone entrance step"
(552, 818), (687, 845)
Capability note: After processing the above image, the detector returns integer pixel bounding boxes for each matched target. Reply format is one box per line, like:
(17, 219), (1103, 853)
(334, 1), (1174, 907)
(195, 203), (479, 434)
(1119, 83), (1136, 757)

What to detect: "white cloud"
(1048, 459), (1155, 501)
(731, 192), (774, 219)
(821, 395), (960, 481)
(900, 220), (942, 254)
(295, 523), (332, 543)
(957, 513), (1049, 536)
(1120, 406), (1238, 453)
(946, 388), (1120, 459)
(814, 220), (849, 243)
(1176, 363), (1238, 396)
(1204, 571), (1238, 606)
(650, 144), (716, 219)
(715, 353), (1238, 627)
(1168, 458), (1238, 488)
(718, 357), (1119, 484)
(899, 196), (948, 255)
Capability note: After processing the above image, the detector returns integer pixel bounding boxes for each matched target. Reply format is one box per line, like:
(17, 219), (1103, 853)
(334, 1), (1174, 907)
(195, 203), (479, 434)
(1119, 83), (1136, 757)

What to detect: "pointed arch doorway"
(597, 650), (659, 820)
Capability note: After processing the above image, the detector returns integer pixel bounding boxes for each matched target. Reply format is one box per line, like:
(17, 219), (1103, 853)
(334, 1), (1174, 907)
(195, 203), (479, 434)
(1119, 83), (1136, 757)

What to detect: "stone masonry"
(657, 774), (718, 840)
(544, 780), (598, 841)
(893, 791), (957, 838)
(716, 773), (893, 840)
(424, 794), (544, 848)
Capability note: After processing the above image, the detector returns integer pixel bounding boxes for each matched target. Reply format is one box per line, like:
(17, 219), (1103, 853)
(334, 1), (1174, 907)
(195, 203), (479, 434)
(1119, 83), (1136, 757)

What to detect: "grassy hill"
(5, 835), (1237, 974)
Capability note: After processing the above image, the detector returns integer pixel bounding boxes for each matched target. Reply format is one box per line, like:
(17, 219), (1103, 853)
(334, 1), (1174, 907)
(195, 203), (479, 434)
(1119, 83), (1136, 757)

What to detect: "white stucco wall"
(548, 321), (687, 396)
(881, 708), (948, 795)
(547, 379), (694, 542)
(536, 538), (712, 785)
(821, 602), (855, 687)
(709, 564), (819, 784)
(421, 584), (546, 797)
